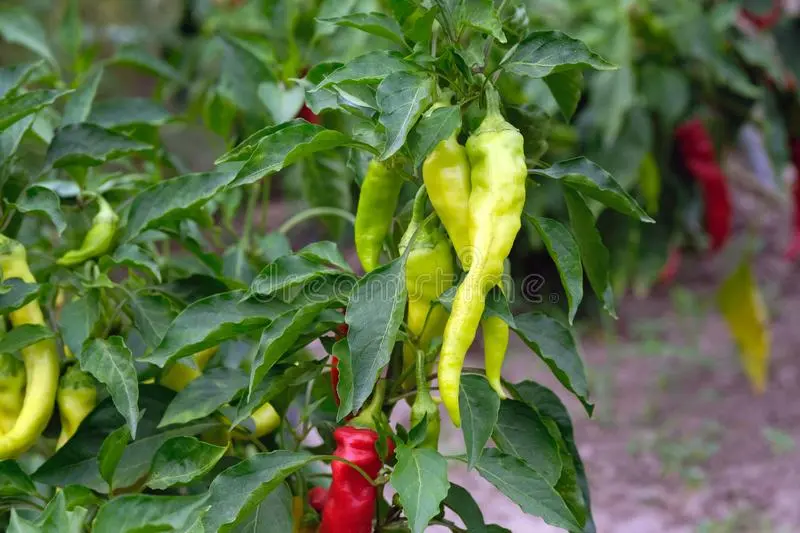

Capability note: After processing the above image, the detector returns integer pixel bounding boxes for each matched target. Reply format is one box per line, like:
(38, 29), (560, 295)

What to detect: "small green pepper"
(57, 196), (119, 266)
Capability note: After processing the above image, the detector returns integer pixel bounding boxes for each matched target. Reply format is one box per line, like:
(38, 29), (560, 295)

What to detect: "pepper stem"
(350, 379), (387, 429)
(415, 348), (428, 395)
(484, 84), (503, 121)
(398, 185), (428, 254)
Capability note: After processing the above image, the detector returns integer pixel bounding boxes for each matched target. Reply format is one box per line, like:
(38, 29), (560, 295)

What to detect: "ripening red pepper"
(741, 1), (782, 30)
(319, 426), (394, 533)
(308, 486), (328, 513)
(330, 324), (348, 407)
(675, 120), (733, 252)
(298, 105), (320, 125)
(786, 139), (800, 260)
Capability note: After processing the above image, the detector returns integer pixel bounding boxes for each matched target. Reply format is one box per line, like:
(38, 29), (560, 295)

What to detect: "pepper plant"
(0, 1), (654, 531)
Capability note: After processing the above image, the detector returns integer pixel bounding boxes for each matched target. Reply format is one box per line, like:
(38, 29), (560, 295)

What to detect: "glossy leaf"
(391, 446), (450, 533)
(0, 323), (54, 353)
(98, 426), (130, 488)
(0, 61), (43, 99)
(544, 70), (583, 120)
(93, 494), (208, 533)
(58, 291), (102, 357)
(501, 30), (614, 78)
(493, 400), (561, 485)
(320, 12), (406, 46)
(101, 244), (162, 282)
(10, 185), (67, 235)
(459, 0), (506, 43)
(0, 278), (39, 315)
(0, 115), (35, 162)
(147, 436), (226, 490)
(443, 484), (488, 533)
(0, 460), (38, 498)
(160, 367), (248, 427)
(407, 105), (462, 168)
(511, 313), (592, 415)
(109, 47), (183, 82)
(0, 90), (70, 132)
(377, 71), (434, 159)
(128, 292), (177, 349)
(79, 337), (140, 438)
(313, 50), (413, 90)
(248, 254), (342, 299)
(88, 98), (172, 129)
(62, 68), (104, 126)
(44, 123), (151, 169)
(460, 374), (501, 470)
(0, 9), (56, 65)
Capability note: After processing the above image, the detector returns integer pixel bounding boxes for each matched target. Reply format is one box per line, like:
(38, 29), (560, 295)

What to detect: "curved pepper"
(439, 87), (526, 426)
(233, 402), (280, 440)
(0, 235), (60, 458)
(399, 190), (455, 391)
(319, 425), (395, 533)
(56, 365), (97, 449)
(0, 352), (25, 435)
(354, 160), (403, 272)
(482, 315), (509, 399)
(57, 196), (119, 266)
(160, 347), (218, 392)
(409, 347), (440, 449)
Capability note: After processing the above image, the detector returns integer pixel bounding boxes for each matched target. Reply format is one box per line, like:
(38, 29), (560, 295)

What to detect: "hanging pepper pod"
(354, 160), (404, 272)
(57, 196), (119, 266)
(0, 352), (25, 435)
(409, 348), (440, 449)
(56, 365), (97, 449)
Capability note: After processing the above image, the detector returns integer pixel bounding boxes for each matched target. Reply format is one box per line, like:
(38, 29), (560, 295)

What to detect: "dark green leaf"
(0, 324), (54, 353)
(62, 68), (104, 126)
(444, 484), (487, 533)
(493, 400), (561, 485)
(298, 156), (353, 239)
(0, 61), (43, 99)
(45, 123), (152, 169)
(313, 50), (414, 90)
(109, 47), (183, 82)
(62, 484), (103, 510)
(230, 120), (372, 188)
(639, 65), (689, 126)
(459, 0), (506, 43)
(501, 31), (614, 78)
(475, 448), (580, 531)
(98, 426), (130, 488)
(531, 157), (652, 222)
(0, 115), (35, 162)
(122, 165), (241, 242)
(93, 493), (208, 533)
(0, 460), (38, 498)
(10, 185), (67, 234)
(202, 451), (314, 533)
(407, 105), (462, 168)
(319, 12), (406, 46)
(0, 90), (70, 132)
(128, 292), (177, 349)
(526, 215), (583, 324)
(544, 70), (583, 120)
(0, 278), (39, 315)
(391, 447), (450, 533)
(0, 9), (56, 65)
(58, 291), (102, 356)
(298, 241), (352, 271)
(460, 374), (500, 470)
(232, 482), (294, 533)
(564, 189), (615, 317)
(248, 255), (342, 299)
(377, 71), (434, 159)
(235, 361), (323, 427)
(511, 313), (592, 415)
(88, 98), (172, 129)
(101, 244), (162, 282)
(9, 491), (87, 533)
(160, 367), (248, 427)
(147, 436), (226, 490)
(218, 35), (274, 115)
(79, 337), (140, 438)
(341, 258), (407, 417)
(144, 291), (291, 368)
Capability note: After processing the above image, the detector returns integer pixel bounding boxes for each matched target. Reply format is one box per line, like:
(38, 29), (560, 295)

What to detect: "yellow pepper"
(56, 365), (97, 449)
(0, 352), (25, 435)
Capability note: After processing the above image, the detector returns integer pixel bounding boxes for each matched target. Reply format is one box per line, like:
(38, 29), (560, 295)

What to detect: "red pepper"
(657, 247), (682, 285)
(741, 1), (782, 30)
(308, 486), (328, 513)
(319, 426), (395, 533)
(786, 139), (800, 261)
(330, 324), (348, 407)
(675, 120), (733, 252)
(298, 105), (321, 125)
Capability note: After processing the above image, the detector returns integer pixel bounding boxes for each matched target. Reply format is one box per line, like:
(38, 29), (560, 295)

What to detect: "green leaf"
(88, 98), (172, 129)
(10, 185), (67, 234)
(0, 460), (39, 498)
(0, 90), (70, 132)
(460, 374), (500, 470)
(258, 82), (304, 124)
(511, 313), (592, 415)
(508, 380), (595, 532)
(128, 293), (177, 349)
(443, 484), (488, 533)
(0, 324), (54, 353)
(639, 65), (689, 127)
(58, 291), (102, 357)
(93, 493), (209, 533)
(312, 50), (413, 90)
(526, 215), (583, 324)
(474, 448), (580, 531)
(109, 47), (183, 82)
(544, 70), (583, 120)
(377, 71), (434, 160)
(320, 12), (406, 46)
(298, 241), (352, 271)
(144, 290), (291, 368)
(0, 61), (44, 99)
(79, 337), (140, 438)
(62, 67), (104, 126)
(459, 0), (506, 43)
(248, 254), (343, 299)
(44, 123), (152, 170)
(530, 157), (653, 222)
(202, 451), (314, 533)
(10, 491), (87, 533)
(230, 120), (372, 188)
(391, 447), (450, 533)
(0, 115), (35, 162)
(98, 425), (131, 488)
(493, 400), (561, 485)
(147, 436), (226, 490)
(34, 386), (216, 492)
(564, 189), (615, 317)
(298, 156), (353, 239)
(0, 8), (56, 65)
(160, 367), (248, 427)
(122, 165), (241, 242)
(232, 482), (294, 533)
(341, 257), (407, 417)
(500, 30), (614, 78)
(62, 484), (103, 510)
(0, 278), (40, 315)
(218, 35), (274, 116)
(101, 244), (162, 282)
(407, 105), (462, 168)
